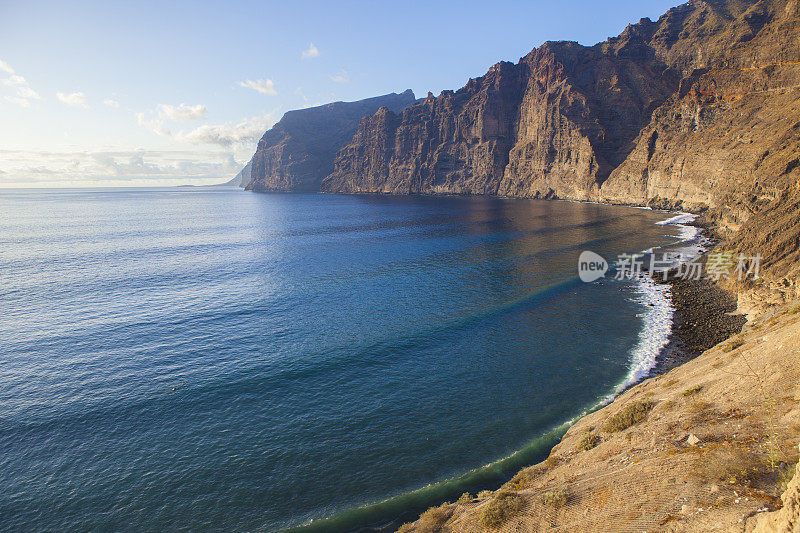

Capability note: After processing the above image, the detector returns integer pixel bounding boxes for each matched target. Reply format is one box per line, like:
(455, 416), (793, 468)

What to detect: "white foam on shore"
(599, 212), (703, 402)
(622, 276), (674, 388)
(655, 212), (695, 225)
(656, 212), (699, 242)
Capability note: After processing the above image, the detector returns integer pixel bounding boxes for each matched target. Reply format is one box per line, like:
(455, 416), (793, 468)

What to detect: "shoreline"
(287, 208), (713, 533)
(396, 214), (799, 532)
(647, 218), (746, 378)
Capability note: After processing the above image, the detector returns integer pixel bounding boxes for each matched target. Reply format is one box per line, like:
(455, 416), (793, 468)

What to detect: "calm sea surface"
(0, 188), (683, 531)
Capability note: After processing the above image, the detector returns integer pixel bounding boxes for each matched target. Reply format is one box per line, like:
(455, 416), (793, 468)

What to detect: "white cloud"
(1, 68), (41, 107)
(57, 91), (88, 108)
(136, 102), (206, 137)
(294, 86), (309, 102)
(137, 112), (171, 137)
(3, 74), (25, 86)
(301, 42), (320, 59)
(156, 103), (206, 121)
(16, 86), (40, 99)
(330, 70), (349, 84)
(0, 148), (245, 186)
(176, 113), (276, 147)
(4, 96), (30, 108)
(103, 98), (119, 108)
(238, 79), (277, 95)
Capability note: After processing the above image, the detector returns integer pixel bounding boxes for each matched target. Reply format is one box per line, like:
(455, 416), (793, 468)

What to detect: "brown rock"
(244, 90), (416, 192)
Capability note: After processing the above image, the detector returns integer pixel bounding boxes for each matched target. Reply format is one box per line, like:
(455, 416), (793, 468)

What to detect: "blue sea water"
(0, 188), (684, 532)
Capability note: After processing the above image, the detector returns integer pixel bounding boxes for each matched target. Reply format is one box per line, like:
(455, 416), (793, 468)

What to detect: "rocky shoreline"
(649, 223), (748, 377)
(395, 216), (800, 532)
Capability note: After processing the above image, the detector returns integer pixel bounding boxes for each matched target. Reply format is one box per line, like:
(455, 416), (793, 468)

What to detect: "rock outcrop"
(750, 446), (800, 532)
(244, 90), (416, 192)
(322, 0), (800, 221)
(240, 0), (800, 282)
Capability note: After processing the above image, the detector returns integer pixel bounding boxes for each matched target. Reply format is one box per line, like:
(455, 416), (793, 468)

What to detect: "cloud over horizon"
(330, 70), (349, 83)
(177, 112), (277, 147)
(0, 148), (244, 186)
(136, 102), (208, 136)
(156, 103), (207, 121)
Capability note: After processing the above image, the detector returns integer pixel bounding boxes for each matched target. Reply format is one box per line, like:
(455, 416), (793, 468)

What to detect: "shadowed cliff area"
(244, 90), (416, 192)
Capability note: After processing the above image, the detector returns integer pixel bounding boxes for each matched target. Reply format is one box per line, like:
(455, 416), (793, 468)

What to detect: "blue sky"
(0, 0), (680, 187)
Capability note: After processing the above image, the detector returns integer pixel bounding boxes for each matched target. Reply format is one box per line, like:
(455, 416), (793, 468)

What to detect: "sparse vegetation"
(477, 490), (493, 499)
(682, 385), (702, 397)
(508, 469), (535, 490)
(579, 433), (601, 450)
(413, 505), (452, 533)
(457, 492), (473, 505)
(479, 491), (524, 529)
(603, 401), (655, 432)
(692, 446), (765, 486)
(723, 336), (744, 352)
(539, 488), (570, 508)
(544, 455), (561, 469)
(777, 462), (797, 493)
(788, 302), (800, 314)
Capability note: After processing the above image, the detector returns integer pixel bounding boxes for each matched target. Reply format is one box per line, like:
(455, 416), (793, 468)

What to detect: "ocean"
(0, 187), (687, 531)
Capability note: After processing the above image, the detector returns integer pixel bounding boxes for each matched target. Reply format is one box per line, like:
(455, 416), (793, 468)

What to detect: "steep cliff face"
(244, 90), (416, 192)
(323, 0), (800, 218)
(600, 0), (800, 213)
(496, 42), (679, 200)
(323, 62), (525, 195)
(323, 47), (678, 198)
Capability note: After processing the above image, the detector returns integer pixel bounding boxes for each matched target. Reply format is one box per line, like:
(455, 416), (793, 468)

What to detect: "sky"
(0, 0), (681, 187)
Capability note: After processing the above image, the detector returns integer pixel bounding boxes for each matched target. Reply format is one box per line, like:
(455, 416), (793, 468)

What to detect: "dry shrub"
(693, 446), (765, 486)
(544, 455), (561, 469)
(539, 488), (570, 508)
(413, 505), (452, 533)
(508, 468), (536, 490)
(479, 491), (523, 529)
(777, 462), (797, 493)
(604, 401), (655, 432)
(456, 492), (473, 505)
(723, 337), (745, 352)
(579, 433), (601, 451)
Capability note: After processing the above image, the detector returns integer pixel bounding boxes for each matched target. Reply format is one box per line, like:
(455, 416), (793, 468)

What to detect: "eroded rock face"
(322, 0), (800, 218)
(600, 0), (800, 213)
(323, 46), (679, 198)
(244, 90), (416, 192)
(750, 444), (800, 532)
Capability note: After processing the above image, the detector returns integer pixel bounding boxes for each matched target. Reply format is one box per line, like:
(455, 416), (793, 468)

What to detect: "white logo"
(578, 251), (608, 282)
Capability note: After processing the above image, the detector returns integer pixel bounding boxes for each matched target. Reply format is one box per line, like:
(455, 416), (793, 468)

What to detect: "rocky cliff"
(240, 0), (800, 285)
(322, 0), (800, 223)
(244, 90), (416, 192)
